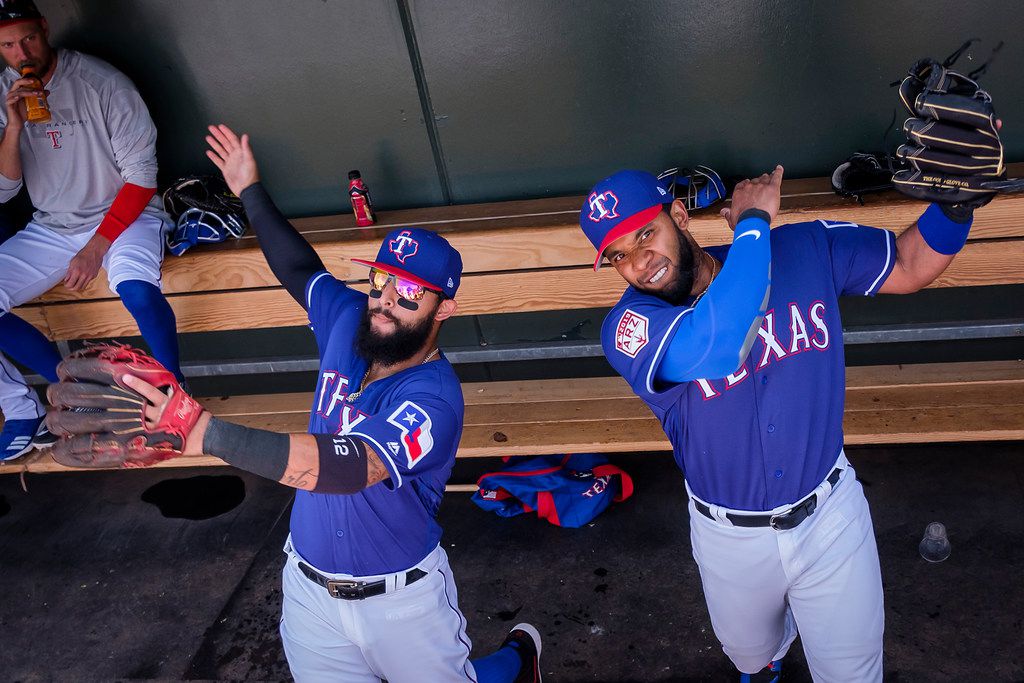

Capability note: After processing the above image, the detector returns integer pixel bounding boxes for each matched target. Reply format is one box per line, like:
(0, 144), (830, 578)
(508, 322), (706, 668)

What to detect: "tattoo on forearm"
(282, 467), (317, 490)
(366, 450), (389, 487)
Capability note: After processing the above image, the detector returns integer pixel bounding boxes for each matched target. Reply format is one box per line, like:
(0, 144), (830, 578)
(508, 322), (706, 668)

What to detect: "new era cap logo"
(587, 191), (620, 223)
(388, 230), (419, 263)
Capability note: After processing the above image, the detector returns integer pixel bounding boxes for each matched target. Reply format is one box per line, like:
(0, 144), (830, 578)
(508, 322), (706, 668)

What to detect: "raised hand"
(205, 124), (260, 197)
(720, 165), (784, 231)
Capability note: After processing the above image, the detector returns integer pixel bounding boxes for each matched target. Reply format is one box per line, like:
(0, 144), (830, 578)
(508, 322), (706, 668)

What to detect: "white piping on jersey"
(865, 230), (894, 295)
(817, 220), (894, 296)
(347, 430), (404, 490)
(306, 271), (333, 311)
(644, 307), (695, 395)
(817, 220), (860, 229)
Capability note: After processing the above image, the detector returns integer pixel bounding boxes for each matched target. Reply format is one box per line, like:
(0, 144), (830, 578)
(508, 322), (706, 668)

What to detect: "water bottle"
(20, 65), (50, 124)
(348, 170), (376, 227)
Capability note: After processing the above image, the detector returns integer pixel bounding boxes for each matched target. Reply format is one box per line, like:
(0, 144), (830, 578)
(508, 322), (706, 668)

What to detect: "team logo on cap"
(587, 191), (620, 222)
(615, 309), (650, 358)
(387, 400), (435, 468)
(389, 230), (419, 263)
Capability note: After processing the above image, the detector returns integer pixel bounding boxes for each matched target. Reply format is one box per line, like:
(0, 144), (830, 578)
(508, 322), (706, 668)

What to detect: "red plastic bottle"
(348, 170), (376, 227)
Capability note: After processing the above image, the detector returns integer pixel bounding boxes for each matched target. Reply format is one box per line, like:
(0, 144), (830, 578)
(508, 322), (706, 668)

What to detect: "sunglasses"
(368, 268), (441, 303)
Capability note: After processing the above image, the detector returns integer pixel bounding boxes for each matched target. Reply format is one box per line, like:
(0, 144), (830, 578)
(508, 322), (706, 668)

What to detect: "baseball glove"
(45, 343), (203, 468)
(893, 48), (1024, 206)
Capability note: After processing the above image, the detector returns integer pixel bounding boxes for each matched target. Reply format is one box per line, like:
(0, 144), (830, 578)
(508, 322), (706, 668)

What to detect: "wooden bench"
(3, 167), (1023, 479)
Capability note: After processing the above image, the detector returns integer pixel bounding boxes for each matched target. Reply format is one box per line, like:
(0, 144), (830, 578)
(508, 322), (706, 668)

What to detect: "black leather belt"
(297, 561), (428, 600)
(693, 466), (844, 531)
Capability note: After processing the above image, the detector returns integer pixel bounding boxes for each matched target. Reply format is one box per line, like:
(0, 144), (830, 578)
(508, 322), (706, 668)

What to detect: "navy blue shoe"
(740, 659), (782, 683)
(1, 416), (44, 461)
(31, 420), (58, 449)
(501, 622), (542, 683)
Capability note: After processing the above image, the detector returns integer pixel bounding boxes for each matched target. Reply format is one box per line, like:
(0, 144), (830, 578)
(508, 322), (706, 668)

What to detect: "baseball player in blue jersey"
(81, 124), (544, 683)
(580, 164), (986, 682)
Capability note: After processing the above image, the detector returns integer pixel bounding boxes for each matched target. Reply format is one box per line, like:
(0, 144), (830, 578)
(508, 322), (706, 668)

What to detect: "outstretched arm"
(127, 374), (390, 494)
(880, 119), (1004, 295)
(206, 124), (325, 308)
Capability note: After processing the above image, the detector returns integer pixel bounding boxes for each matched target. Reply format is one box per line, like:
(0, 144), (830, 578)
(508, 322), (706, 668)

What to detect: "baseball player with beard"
(47, 123), (543, 683)
(0, 0), (183, 461)
(579, 163), (992, 681)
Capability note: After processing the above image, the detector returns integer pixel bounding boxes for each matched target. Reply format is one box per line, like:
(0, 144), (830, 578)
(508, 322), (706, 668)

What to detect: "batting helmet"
(656, 165), (727, 212)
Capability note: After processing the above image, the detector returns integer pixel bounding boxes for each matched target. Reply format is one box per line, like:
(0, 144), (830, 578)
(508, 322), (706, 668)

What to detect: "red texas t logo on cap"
(587, 191), (620, 222)
(388, 230), (419, 263)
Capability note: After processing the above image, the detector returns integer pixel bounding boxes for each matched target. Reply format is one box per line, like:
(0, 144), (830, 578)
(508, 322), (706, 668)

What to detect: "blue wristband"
(917, 203), (973, 255)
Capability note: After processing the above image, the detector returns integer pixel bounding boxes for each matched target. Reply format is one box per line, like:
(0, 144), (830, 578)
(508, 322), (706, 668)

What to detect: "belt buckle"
(326, 579), (362, 600)
(769, 506), (800, 531)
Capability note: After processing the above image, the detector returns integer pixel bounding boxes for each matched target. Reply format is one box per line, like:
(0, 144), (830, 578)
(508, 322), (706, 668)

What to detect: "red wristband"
(97, 183), (156, 242)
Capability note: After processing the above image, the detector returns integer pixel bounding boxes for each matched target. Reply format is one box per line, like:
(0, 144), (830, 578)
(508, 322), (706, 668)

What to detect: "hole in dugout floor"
(141, 475), (245, 520)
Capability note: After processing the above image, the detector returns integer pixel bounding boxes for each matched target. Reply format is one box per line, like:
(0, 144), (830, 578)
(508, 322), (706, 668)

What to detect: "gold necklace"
(690, 254), (719, 307)
(346, 348), (439, 402)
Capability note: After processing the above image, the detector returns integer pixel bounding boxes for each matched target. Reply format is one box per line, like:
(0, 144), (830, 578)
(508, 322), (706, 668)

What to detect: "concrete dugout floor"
(1, 442), (1022, 683)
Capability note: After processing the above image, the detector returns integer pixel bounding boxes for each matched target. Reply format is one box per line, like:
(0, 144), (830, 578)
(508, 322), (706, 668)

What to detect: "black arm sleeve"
(239, 182), (327, 308)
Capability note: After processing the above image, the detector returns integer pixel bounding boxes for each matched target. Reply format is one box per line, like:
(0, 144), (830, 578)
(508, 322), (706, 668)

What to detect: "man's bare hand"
(720, 165), (784, 231)
(64, 234), (110, 291)
(122, 374), (210, 457)
(4, 77), (47, 130)
(205, 124), (259, 197)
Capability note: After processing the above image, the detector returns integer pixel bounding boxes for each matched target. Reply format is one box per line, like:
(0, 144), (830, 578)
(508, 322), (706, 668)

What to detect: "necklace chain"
(690, 254), (719, 307)
(346, 348), (439, 402)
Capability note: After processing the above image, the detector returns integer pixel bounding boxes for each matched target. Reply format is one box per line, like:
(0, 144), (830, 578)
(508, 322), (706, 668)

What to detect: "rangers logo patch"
(386, 401), (434, 468)
(388, 230), (419, 263)
(615, 309), (649, 358)
(587, 191), (620, 222)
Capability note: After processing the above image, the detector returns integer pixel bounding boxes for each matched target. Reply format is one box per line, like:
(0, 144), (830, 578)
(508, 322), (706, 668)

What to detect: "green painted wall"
(32, 1), (1023, 386)
(42, 0), (1023, 215)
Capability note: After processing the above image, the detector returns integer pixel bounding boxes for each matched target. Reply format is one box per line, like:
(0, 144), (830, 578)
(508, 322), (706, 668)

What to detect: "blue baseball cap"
(352, 227), (463, 298)
(580, 170), (674, 269)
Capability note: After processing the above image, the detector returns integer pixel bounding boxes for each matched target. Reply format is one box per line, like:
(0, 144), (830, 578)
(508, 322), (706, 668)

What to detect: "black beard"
(653, 235), (699, 306)
(355, 304), (436, 367)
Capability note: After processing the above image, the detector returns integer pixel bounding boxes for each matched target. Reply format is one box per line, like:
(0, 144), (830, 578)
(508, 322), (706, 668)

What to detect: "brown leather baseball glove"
(45, 343), (203, 468)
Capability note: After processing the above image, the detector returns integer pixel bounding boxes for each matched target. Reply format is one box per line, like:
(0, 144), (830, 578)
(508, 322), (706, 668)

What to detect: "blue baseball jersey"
(602, 220), (896, 511)
(289, 271), (464, 576)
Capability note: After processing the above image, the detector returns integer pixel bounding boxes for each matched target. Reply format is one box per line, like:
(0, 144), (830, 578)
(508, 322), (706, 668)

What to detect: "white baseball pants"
(280, 537), (480, 683)
(0, 215), (167, 419)
(688, 456), (884, 682)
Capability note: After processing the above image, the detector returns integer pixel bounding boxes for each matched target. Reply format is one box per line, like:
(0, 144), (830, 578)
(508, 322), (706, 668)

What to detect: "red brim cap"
(0, 18), (41, 27)
(592, 204), (662, 270)
(351, 258), (443, 291)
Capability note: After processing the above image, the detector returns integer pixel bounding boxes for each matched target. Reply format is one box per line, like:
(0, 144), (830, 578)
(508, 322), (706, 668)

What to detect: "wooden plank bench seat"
(2, 168), (1022, 480)
(4, 360), (1022, 476)
(12, 164), (1024, 341)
